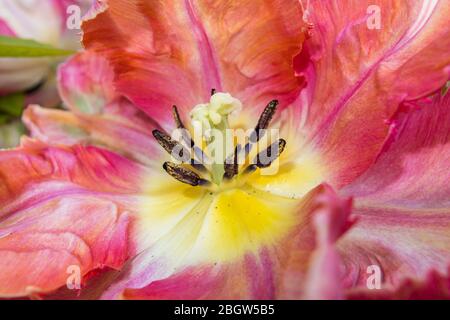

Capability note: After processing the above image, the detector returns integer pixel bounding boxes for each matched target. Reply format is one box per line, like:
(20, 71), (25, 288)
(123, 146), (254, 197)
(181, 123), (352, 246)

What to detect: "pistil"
(190, 92), (241, 185)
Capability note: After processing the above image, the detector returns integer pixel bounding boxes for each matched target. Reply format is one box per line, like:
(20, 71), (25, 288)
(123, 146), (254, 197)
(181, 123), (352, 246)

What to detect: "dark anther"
(163, 162), (210, 187)
(172, 105), (186, 129)
(152, 129), (189, 160)
(153, 128), (207, 172)
(243, 164), (258, 175)
(172, 105), (194, 147)
(211, 88), (216, 96)
(249, 100), (279, 143)
(171, 106), (209, 170)
(158, 98), (284, 187)
(255, 139), (286, 168)
(223, 144), (240, 179)
(222, 100), (281, 179)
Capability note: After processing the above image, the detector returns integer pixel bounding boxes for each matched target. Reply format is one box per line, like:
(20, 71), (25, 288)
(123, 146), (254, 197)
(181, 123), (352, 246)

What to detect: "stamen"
(163, 162), (211, 187)
(239, 139), (285, 178)
(255, 139), (286, 168)
(152, 129), (188, 159)
(244, 100), (279, 159)
(243, 164), (258, 175)
(223, 144), (240, 180)
(172, 105), (209, 168)
(223, 100), (280, 180)
(250, 100), (279, 143)
(172, 105), (185, 129)
(158, 96), (284, 187)
(153, 128), (207, 172)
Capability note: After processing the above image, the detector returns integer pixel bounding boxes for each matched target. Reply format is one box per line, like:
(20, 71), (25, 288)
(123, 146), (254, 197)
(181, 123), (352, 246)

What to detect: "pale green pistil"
(190, 92), (242, 185)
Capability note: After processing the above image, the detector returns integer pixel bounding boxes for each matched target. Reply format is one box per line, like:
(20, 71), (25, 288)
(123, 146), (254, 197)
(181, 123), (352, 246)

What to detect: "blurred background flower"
(0, 0), (91, 148)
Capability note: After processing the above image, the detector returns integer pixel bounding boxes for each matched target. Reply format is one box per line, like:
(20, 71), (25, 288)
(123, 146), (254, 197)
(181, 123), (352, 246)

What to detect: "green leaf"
(0, 35), (75, 57)
(0, 92), (25, 118)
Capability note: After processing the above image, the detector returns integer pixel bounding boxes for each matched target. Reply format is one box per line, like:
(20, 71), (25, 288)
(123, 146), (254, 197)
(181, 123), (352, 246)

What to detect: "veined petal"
(23, 104), (163, 166)
(82, 0), (307, 128)
(122, 252), (278, 300)
(297, 0), (450, 187)
(0, 199), (129, 298)
(106, 185), (290, 299)
(0, 139), (146, 297)
(338, 94), (450, 290)
(344, 93), (450, 206)
(0, 138), (145, 199)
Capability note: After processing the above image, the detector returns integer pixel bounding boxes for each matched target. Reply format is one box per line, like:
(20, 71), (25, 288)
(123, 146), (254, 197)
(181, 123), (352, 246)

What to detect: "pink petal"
(58, 51), (117, 114)
(23, 102), (163, 166)
(297, 0), (450, 187)
(338, 93), (450, 290)
(0, 139), (146, 297)
(82, 0), (308, 128)
(303, 185), (355, 300)
(344, 94), (450, 205)
(25, 51), (164, 165)
(0, 200), (129, 298)
(122, 252), (279, 300)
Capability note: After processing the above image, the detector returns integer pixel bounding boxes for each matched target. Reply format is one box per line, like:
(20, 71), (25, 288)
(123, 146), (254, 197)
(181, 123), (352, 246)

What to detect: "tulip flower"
(0, 0), (449, 299)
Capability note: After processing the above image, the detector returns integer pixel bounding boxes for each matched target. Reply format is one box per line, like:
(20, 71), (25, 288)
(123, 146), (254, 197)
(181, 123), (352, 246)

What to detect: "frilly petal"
(297, 0), (450, 187)
(82, 0), (308, 128)
(0, 139), (146, 297)
(338, 93), (450, 291)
